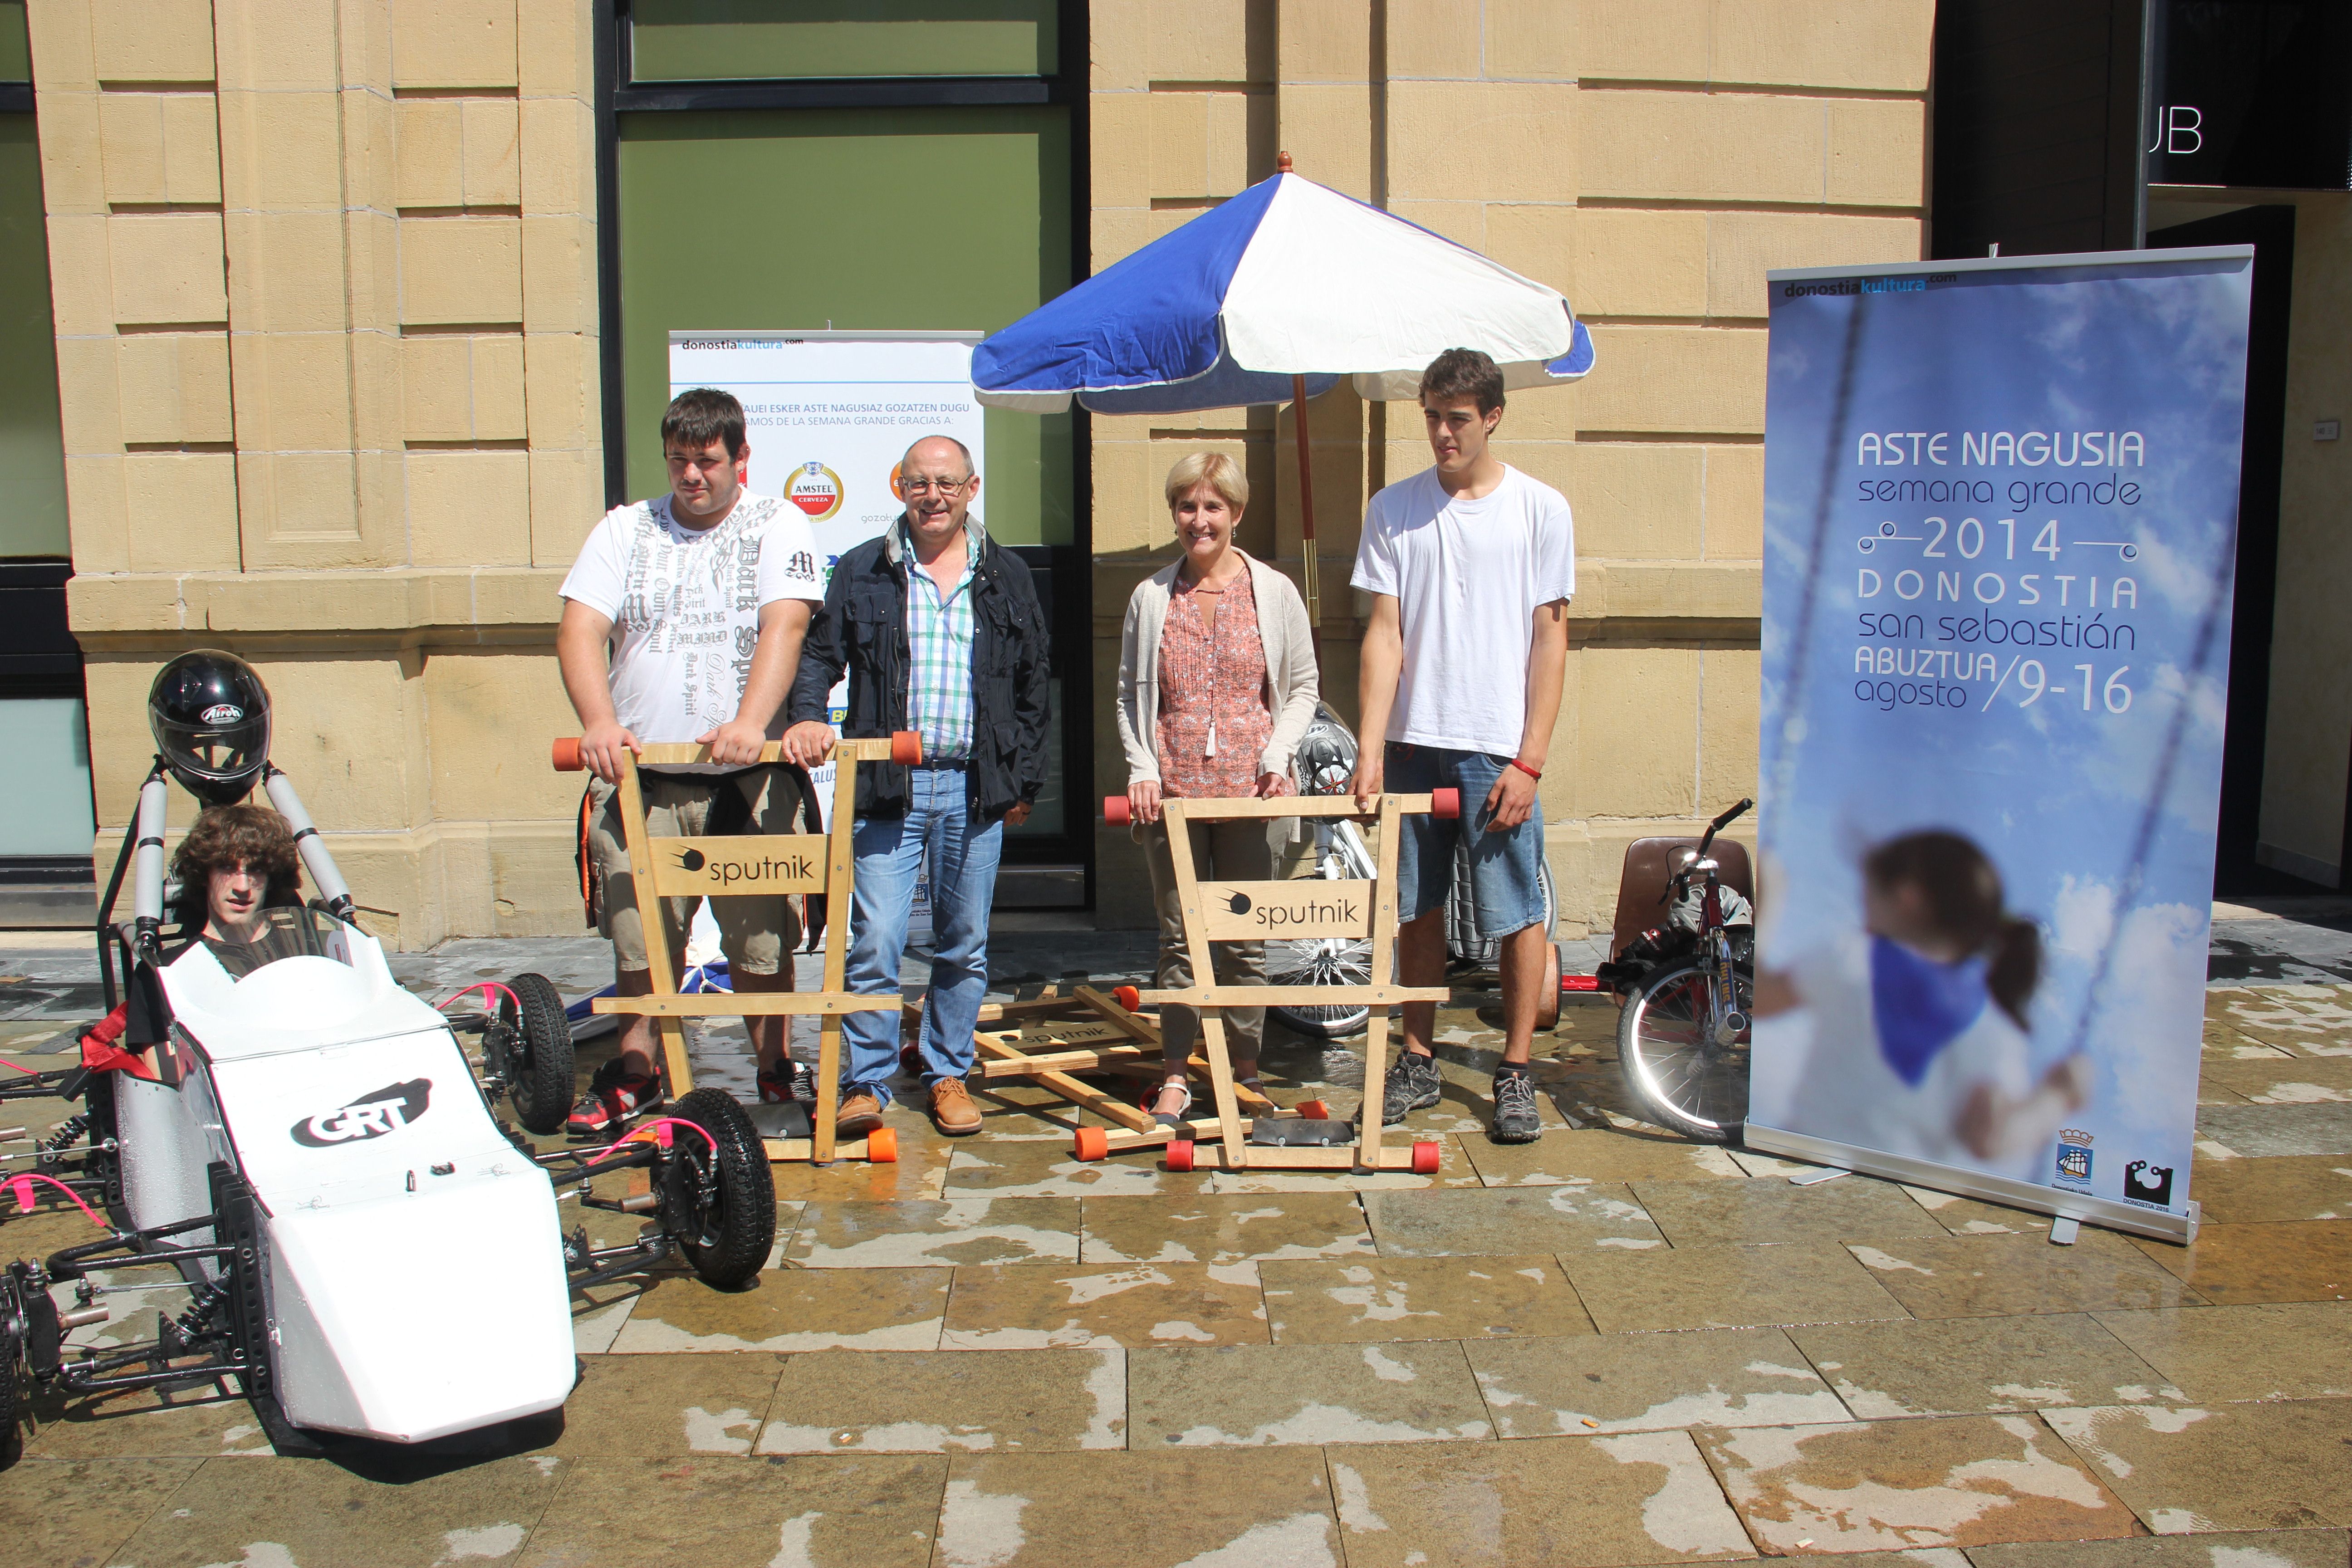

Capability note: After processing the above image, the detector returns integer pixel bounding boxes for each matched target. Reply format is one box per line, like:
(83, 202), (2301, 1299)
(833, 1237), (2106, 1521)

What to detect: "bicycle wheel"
(1266, 935), (1372, 1037)
(1616, 960), (1750, 1142)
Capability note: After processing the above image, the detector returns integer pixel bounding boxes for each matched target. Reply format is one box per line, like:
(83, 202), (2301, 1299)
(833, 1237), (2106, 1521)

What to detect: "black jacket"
(786, 519), (1051, 822)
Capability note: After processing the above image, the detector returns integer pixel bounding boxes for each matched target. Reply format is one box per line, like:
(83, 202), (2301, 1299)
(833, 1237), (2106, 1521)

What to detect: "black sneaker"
(759, 1061), (817, 1105)
(1358, 1049), (1442, 1127)
(1491, 1071), (1543, 1143)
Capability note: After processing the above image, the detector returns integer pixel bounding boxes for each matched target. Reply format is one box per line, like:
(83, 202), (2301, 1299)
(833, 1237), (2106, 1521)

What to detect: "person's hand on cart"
(699, 716), (772, 767)
(1127, 779), (1162, 825)
(1349, 752), (1383, 815)
(1256, 770), (1295, 799)
(579, 719), (643, 784)
(780, 720), (836, 768)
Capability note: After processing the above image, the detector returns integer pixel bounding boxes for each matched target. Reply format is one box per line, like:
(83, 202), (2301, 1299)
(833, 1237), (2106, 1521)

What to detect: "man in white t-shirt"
(555, 388), (825, 1135)
(1350, 348), (1574, 1143)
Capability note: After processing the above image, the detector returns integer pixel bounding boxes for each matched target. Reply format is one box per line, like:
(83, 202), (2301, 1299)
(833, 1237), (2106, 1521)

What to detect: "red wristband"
(1510, 759), (1542, 782)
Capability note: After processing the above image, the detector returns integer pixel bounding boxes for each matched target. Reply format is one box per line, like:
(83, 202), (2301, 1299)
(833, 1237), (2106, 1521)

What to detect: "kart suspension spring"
(38, 1114), (90, 1163)
(172, 1279), (228, 1340)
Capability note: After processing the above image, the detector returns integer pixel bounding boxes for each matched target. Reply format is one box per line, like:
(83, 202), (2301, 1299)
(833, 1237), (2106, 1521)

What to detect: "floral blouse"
(1156, 571), (1273, 799)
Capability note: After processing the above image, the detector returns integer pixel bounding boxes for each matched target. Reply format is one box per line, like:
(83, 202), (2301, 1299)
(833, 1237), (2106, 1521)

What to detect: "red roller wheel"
(1164, 1139), (1196, 1172)
(890, 730), (923, 766)
(1430, 787), (1460, 819)
(865, 1127), (898, 1164)
(1537, 942), (1563, 1032)
(1073, 1126), (1110, 1161)
(1296, 1099), (1332, 1121)
(1102, 794), (1131, 827)
(551, 737), (584, 773)
(1112, 984), (1141, 1012)
(1411, 1141), (1441, 1175)
(899, 1042), (922, 1078)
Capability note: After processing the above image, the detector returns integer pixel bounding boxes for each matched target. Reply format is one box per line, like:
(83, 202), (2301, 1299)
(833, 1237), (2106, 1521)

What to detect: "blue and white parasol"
(971, 169), (1595, 414)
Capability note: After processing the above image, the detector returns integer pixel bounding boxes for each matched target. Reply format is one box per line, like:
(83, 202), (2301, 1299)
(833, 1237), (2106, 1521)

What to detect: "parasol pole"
(1277, 154), (1323, 661)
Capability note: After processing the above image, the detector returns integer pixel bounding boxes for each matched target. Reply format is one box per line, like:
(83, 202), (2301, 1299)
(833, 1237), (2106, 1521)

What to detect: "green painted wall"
(0, 113), (68, 560)
(616, 105), (1074, 545)
(631, 0), (1056, 82)
(0, 4), (29, 83)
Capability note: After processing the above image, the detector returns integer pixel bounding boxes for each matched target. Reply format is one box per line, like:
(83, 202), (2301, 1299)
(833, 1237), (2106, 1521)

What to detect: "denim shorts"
(1385, 743), (1548, 937)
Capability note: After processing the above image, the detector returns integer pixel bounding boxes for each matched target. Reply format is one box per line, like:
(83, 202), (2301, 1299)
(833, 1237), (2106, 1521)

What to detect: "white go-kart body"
(118, 911), (575, 1443)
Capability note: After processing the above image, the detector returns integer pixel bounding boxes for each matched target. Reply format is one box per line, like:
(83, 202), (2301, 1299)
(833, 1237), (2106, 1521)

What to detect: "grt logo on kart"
(291, 1079), (431, 1147)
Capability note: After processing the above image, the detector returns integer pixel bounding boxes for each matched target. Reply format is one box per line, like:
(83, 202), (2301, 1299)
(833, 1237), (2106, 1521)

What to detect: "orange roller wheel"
(866, 1127), (898, 1164)
(890, 730), (924, 766)
(1411, 1141), (1441, 1175)
(1073, 1126), (1110, 1161)
(1102, 794), (1131, 827)
(551, 737), (583, 773)
(1112, 985), (1141, 1012)
(1165, 1139), (1196, 1172)
(1430, 787), (1460, 818)
(1295, 1099), (1331, 1121)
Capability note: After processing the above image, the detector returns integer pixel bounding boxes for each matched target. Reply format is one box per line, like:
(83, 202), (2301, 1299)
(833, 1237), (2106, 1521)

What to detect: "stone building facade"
(20, 1), (1934, 946)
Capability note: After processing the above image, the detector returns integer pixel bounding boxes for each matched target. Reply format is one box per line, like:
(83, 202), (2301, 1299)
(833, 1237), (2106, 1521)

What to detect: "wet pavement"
(0, 912), (2347, 1565)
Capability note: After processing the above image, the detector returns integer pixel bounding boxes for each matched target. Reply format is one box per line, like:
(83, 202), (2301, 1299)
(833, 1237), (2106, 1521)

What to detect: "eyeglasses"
(901, 475), (970, 495)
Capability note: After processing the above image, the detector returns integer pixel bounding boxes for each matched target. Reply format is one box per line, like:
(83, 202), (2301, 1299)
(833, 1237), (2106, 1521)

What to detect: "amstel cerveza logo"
(291, 1078), (431, 1147)
(787, 461), (843, 521)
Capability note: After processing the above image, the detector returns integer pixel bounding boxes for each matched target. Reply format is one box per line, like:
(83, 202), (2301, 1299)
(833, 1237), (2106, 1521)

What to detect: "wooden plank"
(1073, 985), (1164, 1047)
(1357, 796), (1404, 1166)
(814, 751), (861, 1164)
(635, 736), (905, 769)
(614, 751), (694, 1097)
(1163, 799), (1250, 1171)
(1196, 879), (1374, 941)
(643, 834), (829, 898)
(973, 1034), (1158, 1133)
(1137, 985), (1448, 1006)
(1123, 794), (1443, 821)
(975, 1041), (1153, 1078)
(596, 994), (902, 1016)
(761, 1135), (880, 1162)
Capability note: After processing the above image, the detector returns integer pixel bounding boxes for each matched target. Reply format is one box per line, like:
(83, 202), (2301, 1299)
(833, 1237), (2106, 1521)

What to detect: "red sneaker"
(567, 1061), (662, 1137)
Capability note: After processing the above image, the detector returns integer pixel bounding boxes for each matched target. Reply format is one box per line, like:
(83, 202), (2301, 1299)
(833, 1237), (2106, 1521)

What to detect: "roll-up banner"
(1750, 248), (2254, 1244)
(667, 329), (980, 940)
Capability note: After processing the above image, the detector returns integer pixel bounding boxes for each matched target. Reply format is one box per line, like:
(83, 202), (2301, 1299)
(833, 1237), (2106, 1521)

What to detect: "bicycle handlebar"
(1697, 798), (1753, 857)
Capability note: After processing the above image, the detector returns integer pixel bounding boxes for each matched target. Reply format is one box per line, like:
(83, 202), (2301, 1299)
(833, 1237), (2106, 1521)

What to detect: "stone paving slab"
(1128, 1340), (1494, 1447)
(939, 1261), (1269, 1349)
(784, 1197), (1080, 1269)
(542, 1353), (785, 1457)
(2196, 1102), (2352, 1156)
(1697, 1414), (2139, 1555)
(1260, 1254), (1595, 1343)
(1326, 1430), (1756, 1565)
(1466, 1324), (1849, 1436)
(2130, 1220), (2352, 1304)
(1076, 1191), (1375, 1264)
(1363, 1183), (1664, 1255)
(757, 1348), (1124, 1454)
(609, 1269), (950, 1353)
(0, 1455), (204, 1568)
(1632, 1174), (1948, 1246)
(1563, 1241), (1911, 1333)
(2043, 1399), (2352, 1533)
(1965, 1528), (2352, 1565)
(1457, 1127), (1746, 1186)
(1845, 1230), (2210, 1318)
(1786, 1314), (2180, 1419)
(933, 1446), (1339, 1568)
(2185, 1154), (2352, 1223)
(19, 1379), (275, 1461)
(2092, 1302), (2352, 1401)
(514, 1453), (946, 1568)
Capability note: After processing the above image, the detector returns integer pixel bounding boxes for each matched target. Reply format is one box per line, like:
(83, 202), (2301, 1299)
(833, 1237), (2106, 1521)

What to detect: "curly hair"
(171, 804), (301, 927)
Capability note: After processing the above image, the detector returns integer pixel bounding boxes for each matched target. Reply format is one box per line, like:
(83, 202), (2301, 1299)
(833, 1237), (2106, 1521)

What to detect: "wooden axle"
(1137, 984), (1449, 1007)
(594, 993), (903, 1017)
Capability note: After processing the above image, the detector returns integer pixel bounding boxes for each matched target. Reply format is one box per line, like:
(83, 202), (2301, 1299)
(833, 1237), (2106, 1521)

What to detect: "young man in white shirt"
(555, 388), (825, 1135)
(1350, 348), (1573, 1143)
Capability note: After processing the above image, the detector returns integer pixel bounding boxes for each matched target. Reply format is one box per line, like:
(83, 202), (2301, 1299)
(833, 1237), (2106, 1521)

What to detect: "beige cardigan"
(1117, 550), (1320, 788)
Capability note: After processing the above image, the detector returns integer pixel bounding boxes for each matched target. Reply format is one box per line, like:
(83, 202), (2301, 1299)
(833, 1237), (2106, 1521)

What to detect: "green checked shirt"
(906, 544), (977, 763)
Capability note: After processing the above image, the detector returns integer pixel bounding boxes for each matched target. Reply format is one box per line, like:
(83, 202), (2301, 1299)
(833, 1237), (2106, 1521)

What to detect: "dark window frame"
(591, 0), (1096, 899)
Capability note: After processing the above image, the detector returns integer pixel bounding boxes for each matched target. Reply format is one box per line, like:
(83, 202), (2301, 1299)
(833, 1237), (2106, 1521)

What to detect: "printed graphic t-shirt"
(559, 493), (824, 772)
(1350, 464), (1575, 756)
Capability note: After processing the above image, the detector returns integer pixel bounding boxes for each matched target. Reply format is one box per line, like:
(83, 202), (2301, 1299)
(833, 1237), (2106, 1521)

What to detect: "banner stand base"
(1743, 1124), (2199, 1246)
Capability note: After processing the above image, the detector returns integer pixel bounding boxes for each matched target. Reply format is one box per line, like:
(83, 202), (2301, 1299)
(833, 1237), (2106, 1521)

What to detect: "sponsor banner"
(1750, 249), (2253, 1238)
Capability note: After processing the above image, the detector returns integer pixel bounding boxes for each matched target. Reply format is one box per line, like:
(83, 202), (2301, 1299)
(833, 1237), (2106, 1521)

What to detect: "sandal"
(1151, 1079), (1195, 1129)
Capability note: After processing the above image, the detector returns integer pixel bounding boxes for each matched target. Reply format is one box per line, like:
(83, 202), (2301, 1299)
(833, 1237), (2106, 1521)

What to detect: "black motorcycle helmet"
(149, 650), (272, 806)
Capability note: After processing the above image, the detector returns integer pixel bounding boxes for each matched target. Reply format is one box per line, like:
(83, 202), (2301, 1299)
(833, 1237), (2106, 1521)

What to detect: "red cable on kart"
(578, 1116), (717, 1170)
(436, 981), (524, 1015)
(6, 1171), (109, 1230)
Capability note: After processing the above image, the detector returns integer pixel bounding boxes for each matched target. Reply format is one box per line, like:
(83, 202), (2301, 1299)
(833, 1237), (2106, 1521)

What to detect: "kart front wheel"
(505, 972), (577, 1136)
(664, 1088), (776, 1289)
(0, 1270), (24, 1469)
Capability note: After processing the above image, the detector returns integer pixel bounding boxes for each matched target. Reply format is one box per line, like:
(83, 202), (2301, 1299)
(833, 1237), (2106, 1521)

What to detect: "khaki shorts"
(588, 768), (804, 977)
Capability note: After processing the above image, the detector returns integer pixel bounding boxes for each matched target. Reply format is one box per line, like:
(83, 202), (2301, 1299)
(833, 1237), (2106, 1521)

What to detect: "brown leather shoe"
(835, 1091), (885, 1137)
(929, 1077), (982, 1136)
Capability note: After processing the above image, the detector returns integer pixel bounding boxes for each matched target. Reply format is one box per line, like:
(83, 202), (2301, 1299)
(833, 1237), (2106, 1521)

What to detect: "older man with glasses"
(783, 435), (1052, 1136)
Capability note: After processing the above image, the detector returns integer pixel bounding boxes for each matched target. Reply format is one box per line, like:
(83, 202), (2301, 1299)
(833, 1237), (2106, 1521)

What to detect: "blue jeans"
(840, 765), (1004, 1105)
(1385, 743), (1548, 936)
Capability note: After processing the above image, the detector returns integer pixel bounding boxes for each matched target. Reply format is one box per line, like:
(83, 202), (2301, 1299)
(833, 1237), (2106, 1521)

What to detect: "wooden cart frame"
(1083, 789), (1460, 1173)
(553, 731), (921, 1166)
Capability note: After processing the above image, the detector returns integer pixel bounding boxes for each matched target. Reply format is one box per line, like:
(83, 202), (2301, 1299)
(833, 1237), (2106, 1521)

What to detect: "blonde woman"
(1117, 453), (1320, 1124)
